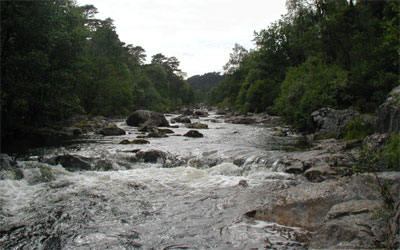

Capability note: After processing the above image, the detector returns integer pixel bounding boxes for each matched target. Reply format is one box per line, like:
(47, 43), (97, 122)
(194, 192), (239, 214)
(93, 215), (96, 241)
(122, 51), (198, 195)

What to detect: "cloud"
(77, 0), (287, 76)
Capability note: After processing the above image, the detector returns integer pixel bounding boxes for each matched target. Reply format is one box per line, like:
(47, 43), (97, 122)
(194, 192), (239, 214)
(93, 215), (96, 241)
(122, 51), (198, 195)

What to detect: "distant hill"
(187, 72), (224, 91)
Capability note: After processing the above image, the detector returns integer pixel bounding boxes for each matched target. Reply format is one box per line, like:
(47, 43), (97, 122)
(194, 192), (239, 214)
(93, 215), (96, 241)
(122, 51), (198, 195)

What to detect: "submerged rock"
(184, 130), (204, 138)
(55, 154), (92, 171)
(135, 150), (167, 163)
(126, 110), (169, 127)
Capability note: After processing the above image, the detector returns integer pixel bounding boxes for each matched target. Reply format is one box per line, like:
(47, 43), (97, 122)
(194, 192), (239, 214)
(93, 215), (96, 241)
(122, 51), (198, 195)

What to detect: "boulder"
(378, 85), (400, 134)
(99, 125), (125, 136)
(126, 110), (169, 127)
(55, 154), (92, 171)
(311, 108), (360, 138)
(184, 130), (204, 138)
(147, 130), (168, 138)
(171, 115), (191, 124)
(135, 150), (167, 163)
(193, 110), (209, 117)
(310, 200), (385, 249)
(186, 122), (208, 129)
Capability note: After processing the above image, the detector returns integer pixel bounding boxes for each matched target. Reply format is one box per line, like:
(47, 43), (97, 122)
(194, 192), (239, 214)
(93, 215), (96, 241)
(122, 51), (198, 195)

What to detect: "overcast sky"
(77, 0), (288, 77)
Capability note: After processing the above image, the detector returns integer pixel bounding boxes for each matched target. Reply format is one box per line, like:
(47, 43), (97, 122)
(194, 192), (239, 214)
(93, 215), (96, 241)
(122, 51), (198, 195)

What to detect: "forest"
(1, 0), (195, 138)
(208, 0), (399, 131)
(1, 0), (399, 137)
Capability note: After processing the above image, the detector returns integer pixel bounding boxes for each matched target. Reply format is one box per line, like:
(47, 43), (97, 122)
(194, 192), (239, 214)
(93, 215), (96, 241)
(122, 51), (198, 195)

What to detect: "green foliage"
(353, 133), (400, 173)
(275, 57), (347, 131)
(1, 0), (195, 139)
(207, 0), (398, 131)
(380, 133), (400, 171)
(343, 118), (374, 141)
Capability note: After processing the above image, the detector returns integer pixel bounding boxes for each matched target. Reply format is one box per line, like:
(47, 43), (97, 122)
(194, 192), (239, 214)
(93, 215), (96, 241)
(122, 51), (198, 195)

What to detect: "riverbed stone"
(99, 125), (126, 136)
(186, 122), (208, 129)
(126, 110), (169, 127)
(171, 115), (191, 124)
(135, 150), (167, 163)
(183, 130), (204, 138)
(193, 110), (209, 117)
(55, 154), (92, 171)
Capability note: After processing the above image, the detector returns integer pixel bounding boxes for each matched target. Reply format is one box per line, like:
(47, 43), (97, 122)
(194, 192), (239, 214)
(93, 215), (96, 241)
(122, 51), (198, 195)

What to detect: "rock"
(171, 115), (191, 124)
(378, 85), (400, 134)
(0, 154), (14, 170)
(182, 108), (194, 116)
(311, 108), (360, 138)
(120, 139), (150, 144)
(326, 200), (382, 220)
(225, 117), (256, 124)
(183, 130), (204, 138)
(147, 130), (168, 138)
(72, 128), (83, 135)
(238, 179), (248, 187)
(99, 125), (125, 136)
(126, 110), (169, 127)
(135, 150), (167, 163)
(119, 139), (132, 144)
(55, 154), (92, 171)
(138, 120), (158, 132)
(194, 110), (209, 117)
(158, 128), (174, 134)
(94, 159), (114, 171)
(186, 122), (208, 129)
(310, 200), (385, 249)
(132, 139), (150, 144)
(304, 165), (337, 182)
(283, 161), (308, 174)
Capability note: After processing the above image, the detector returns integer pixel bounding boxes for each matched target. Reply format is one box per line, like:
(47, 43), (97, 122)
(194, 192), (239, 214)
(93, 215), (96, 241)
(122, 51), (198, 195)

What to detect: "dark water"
(0, 113), (311, 249)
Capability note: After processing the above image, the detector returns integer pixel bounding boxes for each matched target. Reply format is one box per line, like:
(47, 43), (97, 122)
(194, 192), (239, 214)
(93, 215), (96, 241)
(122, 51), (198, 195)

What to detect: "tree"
(275, 57), (348, 131)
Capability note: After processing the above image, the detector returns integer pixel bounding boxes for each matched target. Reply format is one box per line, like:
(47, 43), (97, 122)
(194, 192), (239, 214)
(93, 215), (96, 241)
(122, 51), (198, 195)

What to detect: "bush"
(380, 133), (400, 171)
(274, 57), (347, 131)
(343, 118), (374, 140)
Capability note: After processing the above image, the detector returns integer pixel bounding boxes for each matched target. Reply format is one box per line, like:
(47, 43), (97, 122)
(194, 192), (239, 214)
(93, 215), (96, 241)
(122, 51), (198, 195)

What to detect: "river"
(0, 112), (312, 249)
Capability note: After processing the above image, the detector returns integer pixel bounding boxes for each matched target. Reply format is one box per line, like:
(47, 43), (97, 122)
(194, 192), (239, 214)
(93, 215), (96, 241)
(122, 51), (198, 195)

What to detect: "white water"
(0, 113), (310, 249)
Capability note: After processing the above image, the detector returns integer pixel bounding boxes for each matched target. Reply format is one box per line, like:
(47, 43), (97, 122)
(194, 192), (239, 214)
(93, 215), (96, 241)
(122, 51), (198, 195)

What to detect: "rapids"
(0, 113), (311, 249)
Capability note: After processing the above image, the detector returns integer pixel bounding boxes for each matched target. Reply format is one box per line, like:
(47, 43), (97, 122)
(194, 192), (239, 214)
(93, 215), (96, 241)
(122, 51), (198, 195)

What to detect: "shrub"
(343, 118), (374, 140)
(274, 57), (347, 131)
(380, 133), (400, 171)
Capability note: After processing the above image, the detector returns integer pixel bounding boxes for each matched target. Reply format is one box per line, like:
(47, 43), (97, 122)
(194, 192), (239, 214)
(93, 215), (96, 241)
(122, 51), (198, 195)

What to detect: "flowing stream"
(1, 113), (311, 249)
